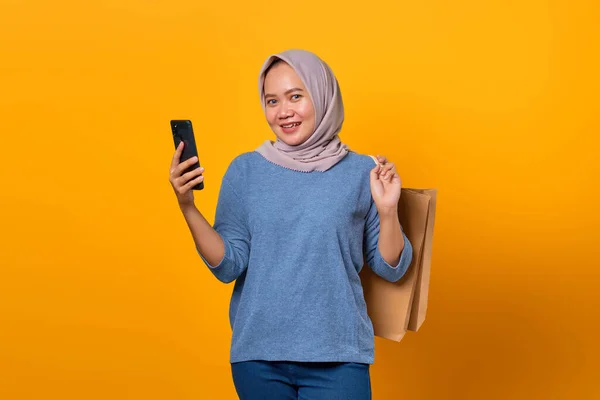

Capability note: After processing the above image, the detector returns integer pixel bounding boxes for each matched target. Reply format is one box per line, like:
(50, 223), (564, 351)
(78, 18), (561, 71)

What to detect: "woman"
(169, 49), (413, 400)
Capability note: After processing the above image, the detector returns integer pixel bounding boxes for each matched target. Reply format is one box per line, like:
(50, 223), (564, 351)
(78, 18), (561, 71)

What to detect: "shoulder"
(349, 151), (378, 167)
(227, 151), (259, 172)
(221, 151), (260, 187)
(342, 151), (378, 176)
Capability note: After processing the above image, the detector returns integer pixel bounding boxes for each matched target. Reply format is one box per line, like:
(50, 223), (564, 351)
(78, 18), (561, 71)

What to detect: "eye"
(266, 99), (277, 105)
(291, 94), (301, 100)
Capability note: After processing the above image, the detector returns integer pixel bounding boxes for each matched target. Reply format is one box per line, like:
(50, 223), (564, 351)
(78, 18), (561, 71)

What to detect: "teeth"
(282, 122), (300, 128)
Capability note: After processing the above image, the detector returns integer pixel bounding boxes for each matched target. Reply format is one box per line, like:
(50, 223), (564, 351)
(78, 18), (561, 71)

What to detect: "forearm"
(377, 208), (405, 267)
(179, 204), (225, 266)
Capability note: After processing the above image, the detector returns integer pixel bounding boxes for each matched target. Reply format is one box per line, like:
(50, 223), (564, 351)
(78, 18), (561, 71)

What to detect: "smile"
(281, 122), (301, 128)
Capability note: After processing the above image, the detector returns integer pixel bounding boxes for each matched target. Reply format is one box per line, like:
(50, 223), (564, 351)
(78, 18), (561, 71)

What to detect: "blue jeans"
(230, 360), (371, 400)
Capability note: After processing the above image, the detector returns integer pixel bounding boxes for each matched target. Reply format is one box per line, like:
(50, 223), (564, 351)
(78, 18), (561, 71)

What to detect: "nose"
(277, 102), (294, 119)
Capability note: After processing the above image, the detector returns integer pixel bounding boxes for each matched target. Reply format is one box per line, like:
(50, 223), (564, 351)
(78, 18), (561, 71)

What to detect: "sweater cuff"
(373, 232), (413, 282)
(197, 238), (233, 270)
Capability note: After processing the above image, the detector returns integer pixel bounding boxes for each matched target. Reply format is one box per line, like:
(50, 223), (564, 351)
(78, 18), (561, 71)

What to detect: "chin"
(275, 129), (311, 146)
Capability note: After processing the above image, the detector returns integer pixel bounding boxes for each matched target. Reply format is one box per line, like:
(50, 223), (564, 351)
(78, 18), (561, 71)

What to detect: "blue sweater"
(198, 150), (413, 364)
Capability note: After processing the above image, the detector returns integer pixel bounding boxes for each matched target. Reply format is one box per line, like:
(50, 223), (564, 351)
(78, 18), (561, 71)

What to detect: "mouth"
(280, 122), (302, 128)
(280, 121), (302, 134)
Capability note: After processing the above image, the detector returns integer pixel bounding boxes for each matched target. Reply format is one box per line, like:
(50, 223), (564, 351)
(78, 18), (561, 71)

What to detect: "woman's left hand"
(370, 154), (402, 213)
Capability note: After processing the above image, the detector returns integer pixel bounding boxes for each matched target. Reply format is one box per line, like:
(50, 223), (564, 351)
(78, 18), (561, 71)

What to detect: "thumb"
(370, 163), (380, 181)
(369, 156), (381, 180)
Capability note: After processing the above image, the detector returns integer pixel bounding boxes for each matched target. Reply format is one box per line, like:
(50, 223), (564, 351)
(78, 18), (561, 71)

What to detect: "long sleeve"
(363, 196), (413, 283)
(198, 176), (251, 284)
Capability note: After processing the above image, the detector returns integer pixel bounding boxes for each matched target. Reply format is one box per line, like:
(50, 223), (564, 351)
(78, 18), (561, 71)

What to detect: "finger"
(175, 173), (195, 194)
(180, 166), (204, 183)
(379, 162), (395, 177)
(376, 154), (387, 164)
(387, 166), (401, 182)
(390, 164), (398, 179)
(182, 174), (204, 192)
(370, 162), (381, 180)
(170, 141), (185, 171)
(175, 156), (199, 176)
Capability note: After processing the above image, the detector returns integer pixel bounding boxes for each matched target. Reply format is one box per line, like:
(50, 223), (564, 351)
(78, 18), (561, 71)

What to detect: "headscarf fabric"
(254, 49), (350, 173)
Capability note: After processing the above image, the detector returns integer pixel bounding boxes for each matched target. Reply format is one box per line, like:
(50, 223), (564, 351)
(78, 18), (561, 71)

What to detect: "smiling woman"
(255, 50), (349, 173)
(168, 48), (412, 400)
(262, 61), (316, 145)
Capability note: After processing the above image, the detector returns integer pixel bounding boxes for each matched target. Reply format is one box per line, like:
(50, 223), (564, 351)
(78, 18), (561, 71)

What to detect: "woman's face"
(263, 61), (316, 146)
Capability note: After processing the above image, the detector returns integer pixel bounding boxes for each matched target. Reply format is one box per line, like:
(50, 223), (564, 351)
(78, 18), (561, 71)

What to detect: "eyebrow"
(264, 88), (304, 98)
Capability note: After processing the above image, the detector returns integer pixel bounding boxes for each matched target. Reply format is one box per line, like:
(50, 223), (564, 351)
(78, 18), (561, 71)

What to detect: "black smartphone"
(170, 119), (204, 190)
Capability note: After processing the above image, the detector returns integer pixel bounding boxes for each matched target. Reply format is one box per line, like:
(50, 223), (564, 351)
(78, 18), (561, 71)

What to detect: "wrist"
(179, 201), (197, 214)
(377, 206), (398, 219)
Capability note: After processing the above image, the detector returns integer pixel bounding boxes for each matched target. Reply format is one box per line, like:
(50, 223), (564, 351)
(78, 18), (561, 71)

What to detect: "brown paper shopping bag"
(359, 188), (437, 342)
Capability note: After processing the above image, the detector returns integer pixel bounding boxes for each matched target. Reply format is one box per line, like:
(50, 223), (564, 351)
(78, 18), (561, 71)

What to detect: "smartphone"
(170, 119), (204, 190)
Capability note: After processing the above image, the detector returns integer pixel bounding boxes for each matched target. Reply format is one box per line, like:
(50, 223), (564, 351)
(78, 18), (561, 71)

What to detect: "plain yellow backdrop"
(1, 0), (598, 399)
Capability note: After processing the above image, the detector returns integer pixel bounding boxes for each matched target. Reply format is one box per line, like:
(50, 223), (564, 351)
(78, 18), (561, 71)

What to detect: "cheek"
(298, 100), (315, 121)
(265, 109), (278, 125)
(300, 102), (316, 133)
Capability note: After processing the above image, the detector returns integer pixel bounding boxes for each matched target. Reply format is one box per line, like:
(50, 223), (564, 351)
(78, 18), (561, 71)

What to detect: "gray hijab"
(255, 49), (350, 172)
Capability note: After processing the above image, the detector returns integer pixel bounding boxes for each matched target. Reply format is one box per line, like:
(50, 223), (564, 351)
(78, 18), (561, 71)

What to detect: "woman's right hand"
(169, 141), (205, 208)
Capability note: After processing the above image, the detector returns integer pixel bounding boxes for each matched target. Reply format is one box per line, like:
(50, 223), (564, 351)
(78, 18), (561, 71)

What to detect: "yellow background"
(1, 0), (598, 398)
